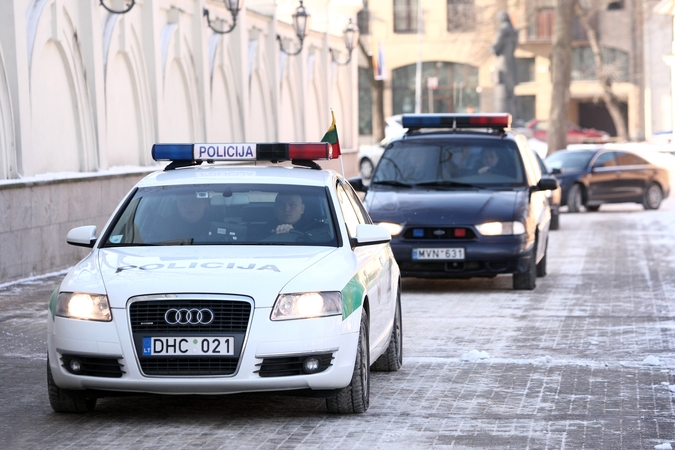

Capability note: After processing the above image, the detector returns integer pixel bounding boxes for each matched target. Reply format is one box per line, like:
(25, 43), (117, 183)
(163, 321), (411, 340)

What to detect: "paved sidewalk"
(1, 199), (675, 449)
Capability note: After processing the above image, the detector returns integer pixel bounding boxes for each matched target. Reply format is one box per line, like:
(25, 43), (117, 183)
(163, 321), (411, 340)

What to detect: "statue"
(491, 12), (519, 117)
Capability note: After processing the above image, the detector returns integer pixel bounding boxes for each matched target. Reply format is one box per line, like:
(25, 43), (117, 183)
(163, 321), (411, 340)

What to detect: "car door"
(588, 151), (621, 202)
(613, 152), (650, 202)
(336, 182), (392, 353)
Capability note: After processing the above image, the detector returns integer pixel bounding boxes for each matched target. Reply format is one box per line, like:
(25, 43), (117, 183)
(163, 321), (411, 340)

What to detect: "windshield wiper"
(371, 180), (414, 188)
(415, 180), (478, 189)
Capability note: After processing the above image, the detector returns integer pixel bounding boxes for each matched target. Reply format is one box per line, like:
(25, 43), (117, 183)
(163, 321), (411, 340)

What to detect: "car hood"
(365, 188), (524, 225)
(60, 246), (338, 308)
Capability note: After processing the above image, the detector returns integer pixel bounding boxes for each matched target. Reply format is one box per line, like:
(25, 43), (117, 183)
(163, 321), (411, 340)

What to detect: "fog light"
(303, 357), (320, 374)
(69, 359), (82, 373)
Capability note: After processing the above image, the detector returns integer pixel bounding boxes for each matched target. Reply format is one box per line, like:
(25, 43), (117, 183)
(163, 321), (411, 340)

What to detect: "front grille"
(400, 261), (482, 273)
(130, 299), (251, 333)
(141, 357), (239, 376)
(60, 354), (125, 378)
(129, 297), (252, 376)
(403, 227), (476, 240)
(256, 353), (334, 377)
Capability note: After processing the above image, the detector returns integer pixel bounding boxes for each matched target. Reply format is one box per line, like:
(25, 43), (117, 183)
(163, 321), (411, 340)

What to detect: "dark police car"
(349, 114), (558, 290)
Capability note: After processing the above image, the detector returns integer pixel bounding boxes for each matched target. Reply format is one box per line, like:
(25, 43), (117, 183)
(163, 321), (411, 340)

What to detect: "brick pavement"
(1, 199), (675, 449)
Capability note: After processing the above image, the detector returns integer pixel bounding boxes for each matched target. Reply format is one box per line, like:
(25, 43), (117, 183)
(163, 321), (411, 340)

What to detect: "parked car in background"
(526, 119), (610, 145)
(545, 147), (671, 212)
(533, 150), (562, 230)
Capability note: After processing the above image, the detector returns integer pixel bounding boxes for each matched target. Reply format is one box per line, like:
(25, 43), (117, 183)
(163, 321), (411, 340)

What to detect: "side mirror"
(351, 224), (391, 247)
(536, 176), (559, 192)
(347, 177), (368, 193)
(67, 226), (98, 248)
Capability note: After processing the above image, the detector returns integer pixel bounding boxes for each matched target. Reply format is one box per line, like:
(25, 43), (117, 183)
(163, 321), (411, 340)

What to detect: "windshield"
(102, 184), (337, 247)
(371, 139), (526, 188)
(545, 150), (594, 170)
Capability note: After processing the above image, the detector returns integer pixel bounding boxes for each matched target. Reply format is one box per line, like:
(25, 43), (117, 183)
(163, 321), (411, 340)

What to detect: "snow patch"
(643, 356), (661, 366)
(461, 350), (490, 362)
(654, 443), (672, 450)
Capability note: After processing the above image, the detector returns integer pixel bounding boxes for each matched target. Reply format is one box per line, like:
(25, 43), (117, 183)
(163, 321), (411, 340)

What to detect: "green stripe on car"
(341, 274), (364, 320)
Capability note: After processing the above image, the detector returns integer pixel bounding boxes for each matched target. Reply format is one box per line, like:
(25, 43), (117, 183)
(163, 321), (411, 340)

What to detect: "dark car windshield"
(545, 150), (595, 170)
(371, 139), (526, 188)
(102, 184), (337, 247)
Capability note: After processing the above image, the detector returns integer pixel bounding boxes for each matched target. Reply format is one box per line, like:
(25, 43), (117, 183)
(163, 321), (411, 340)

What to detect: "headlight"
(55, 292), (112, 322)
(377, 222), (404, 236)
(271, 292), (342, 321)
(476, 221), (525, 236)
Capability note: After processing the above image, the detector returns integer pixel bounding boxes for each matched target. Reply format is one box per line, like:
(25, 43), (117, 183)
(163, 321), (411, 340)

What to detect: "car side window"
(615, 152), (647, 166)
(336, 184), (361, 238)
(343, 182), (373, 225)
(593, 152), (618, 168)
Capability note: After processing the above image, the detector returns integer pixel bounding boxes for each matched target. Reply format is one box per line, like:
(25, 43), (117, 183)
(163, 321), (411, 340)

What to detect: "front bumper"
(47, 305), (360, 395)
(391, 236), (533, 278)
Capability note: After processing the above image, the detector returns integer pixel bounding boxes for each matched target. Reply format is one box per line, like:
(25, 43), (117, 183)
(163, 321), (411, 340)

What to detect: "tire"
(360, 158), (375, 180)
(536, 238), (547, 278)
(643, 183), (663, 210)
(326, 311), (370, 414)
(513, 247), (537, 290)
(47, 359), (96, 413)
(372, 289), (402, 372)
(549, 212), (560, 230)
(567, 184), (583, 213)
(585, 205), (600, 212)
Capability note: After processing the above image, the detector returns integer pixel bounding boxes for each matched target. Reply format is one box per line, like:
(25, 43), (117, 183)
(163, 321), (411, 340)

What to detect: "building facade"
(358, 0), (651, 143)
(0, 0), (362, 283)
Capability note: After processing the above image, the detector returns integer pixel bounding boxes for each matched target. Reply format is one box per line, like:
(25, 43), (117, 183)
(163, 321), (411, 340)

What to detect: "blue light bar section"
(402, 115), (449, 128)
(402, 113), (511, 129)
(152, 144), (194, 161)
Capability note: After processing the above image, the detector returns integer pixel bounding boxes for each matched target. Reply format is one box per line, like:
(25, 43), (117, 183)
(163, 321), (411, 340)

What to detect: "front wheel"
(643, 183), (663, 210)
(47, 359), (96, 413)
(372, 289), (403, 372)
(513, 249), (537, 290)
(536, 238), (548, 277)
(567, 184), (583, 213)
(326, 311), (370, 414)
(549, 212), (560, 230)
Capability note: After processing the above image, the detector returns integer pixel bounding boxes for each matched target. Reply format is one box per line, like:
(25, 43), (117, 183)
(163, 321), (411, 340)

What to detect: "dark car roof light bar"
(152, 142), (334, 170)
(402, 113), (512, 132)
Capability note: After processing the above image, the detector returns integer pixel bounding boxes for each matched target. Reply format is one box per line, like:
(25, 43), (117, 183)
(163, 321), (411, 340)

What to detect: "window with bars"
(447, 0), (475, 32)
(393, 0), (420, 34)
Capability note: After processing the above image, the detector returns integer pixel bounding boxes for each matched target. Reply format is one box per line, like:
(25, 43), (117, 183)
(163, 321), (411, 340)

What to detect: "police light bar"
(401, 113), (511, 130)
(151, 142), (334, 163)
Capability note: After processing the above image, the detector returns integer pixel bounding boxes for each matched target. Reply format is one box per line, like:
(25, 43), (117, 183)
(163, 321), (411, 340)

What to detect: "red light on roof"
(468, 114), (511, 128)
(288, 143), (333, 160)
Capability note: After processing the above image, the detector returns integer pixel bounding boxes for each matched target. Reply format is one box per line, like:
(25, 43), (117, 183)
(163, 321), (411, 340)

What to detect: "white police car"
(47, 142), (402, 414)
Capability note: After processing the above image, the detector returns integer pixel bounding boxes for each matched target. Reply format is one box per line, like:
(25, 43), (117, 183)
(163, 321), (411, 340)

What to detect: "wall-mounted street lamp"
(99, 0), (135, 14)
(203, 0), (244, 34)
(277, 1), (310, 56)
(329, 19), (359, 65)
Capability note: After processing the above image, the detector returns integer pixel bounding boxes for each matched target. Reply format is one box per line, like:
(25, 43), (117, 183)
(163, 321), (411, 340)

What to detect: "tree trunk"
(576, 5), (628, 141)
(359, 39), (385, 142)
(547, 0), (576, 156)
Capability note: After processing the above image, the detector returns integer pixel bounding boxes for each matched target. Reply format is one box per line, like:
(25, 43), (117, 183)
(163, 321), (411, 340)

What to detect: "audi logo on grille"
(164, 308), (215, 325)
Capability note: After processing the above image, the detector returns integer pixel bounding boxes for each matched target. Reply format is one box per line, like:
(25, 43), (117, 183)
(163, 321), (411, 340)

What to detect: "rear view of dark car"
(545, 148), (671, 212)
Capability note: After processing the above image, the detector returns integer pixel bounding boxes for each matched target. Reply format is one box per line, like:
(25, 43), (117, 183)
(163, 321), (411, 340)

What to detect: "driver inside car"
(270, 193), (306, 234)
